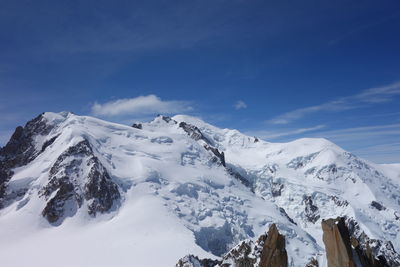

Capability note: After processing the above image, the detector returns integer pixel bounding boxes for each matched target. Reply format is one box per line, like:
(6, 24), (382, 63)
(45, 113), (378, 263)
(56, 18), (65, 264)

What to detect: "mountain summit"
(0, 112), (399, 266)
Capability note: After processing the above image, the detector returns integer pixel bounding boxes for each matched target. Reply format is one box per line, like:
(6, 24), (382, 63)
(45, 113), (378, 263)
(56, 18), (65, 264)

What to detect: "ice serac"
(322, 217), (355, 267)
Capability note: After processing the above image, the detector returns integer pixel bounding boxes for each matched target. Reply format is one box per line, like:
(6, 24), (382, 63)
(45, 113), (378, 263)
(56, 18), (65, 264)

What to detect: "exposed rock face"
(40, 139), (120, 224)
(346, 218), (400, 267)
(279, 207), (296, 225)
(303, 195), (320, 223)
(176, 255), (219, 267)
(179, 121), (211, 144)
(205, 145), (226, 167)
(177, 224), (287, 267)
(271, 181), (284, 197)
(179, 217), (399, 267)
(225, 165), (253, 189)
(85, 160), (120, 216)
(178, 121), (226, 167)
(306, 258), (319, 267)
(221, 240), (257, 266)
(161, 115), (176, 123)
(132, 123), (142, 129)
(259, 224), (288, 267)
(322, 217), (355, 267)
(1, 113), (54, 165)
(220, 233), (265, 267)
(330, 196), (349, 207)
(0, 159), (12, 204)
(322, 217), (400, 267)
(370, 201), (386, 211)
(0, 113), (57, 207)
(41, 177), (82, 223)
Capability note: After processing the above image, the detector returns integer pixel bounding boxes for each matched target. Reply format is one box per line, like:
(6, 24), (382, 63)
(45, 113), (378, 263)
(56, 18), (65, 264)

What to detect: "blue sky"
(0, 0), (400, 163)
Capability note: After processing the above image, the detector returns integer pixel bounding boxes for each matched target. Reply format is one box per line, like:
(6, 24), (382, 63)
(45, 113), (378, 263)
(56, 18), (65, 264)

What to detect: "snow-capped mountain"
(0, 112), (399, 267)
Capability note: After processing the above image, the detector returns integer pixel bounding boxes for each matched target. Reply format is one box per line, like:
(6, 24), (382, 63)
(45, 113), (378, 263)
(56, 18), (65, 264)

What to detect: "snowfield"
(0, 112), (399, 267)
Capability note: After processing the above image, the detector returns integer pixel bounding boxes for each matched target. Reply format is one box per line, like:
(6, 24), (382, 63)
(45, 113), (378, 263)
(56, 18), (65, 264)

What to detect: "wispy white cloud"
(91, 95), (192, 117)
(267, 81), (400, 124)
(308, 123), (400, 142)
(234, 100), (247, 110)
(247, 124), (325, 140)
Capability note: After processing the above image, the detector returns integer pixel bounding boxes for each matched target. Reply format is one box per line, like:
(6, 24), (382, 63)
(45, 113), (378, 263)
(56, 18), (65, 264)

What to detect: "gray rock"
(41, 139), (120, 224)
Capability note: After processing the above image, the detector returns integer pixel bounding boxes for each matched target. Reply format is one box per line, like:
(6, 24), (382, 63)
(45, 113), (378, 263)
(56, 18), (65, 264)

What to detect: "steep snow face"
(0, 112), (399, 267)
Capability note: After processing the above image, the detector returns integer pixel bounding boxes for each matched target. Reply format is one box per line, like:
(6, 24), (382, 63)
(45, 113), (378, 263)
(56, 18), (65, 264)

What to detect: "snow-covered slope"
(0, 112), (399, 267)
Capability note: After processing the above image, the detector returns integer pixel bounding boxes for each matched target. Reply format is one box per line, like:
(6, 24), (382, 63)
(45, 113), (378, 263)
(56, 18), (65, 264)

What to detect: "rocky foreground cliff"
(177, 217), (400, 267)
(0, 112), (399, 267)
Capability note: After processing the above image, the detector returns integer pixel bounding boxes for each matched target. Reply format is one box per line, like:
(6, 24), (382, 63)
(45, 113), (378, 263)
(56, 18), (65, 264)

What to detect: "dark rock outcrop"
(160, 115), (176, 123)
(322, 217), (400, 267)
(271, 181), (284, 197)
(1, 113), (54, 165)
(346, 217), (400, 267)
(370, 201), (386, 211)
(220, 233), (265, 267)
(279, 207), (296, 225)
(226, 167), (253, 189)
(0, 162), (12, 207)
(178, 120), (259, 191)
(85, 161), (120, 216)
(205, 145), (226, 167)
(179, 121), (211, 144)
(306, 258), (319, 267)
(179, 217), (399, 267)
(0, 113), (57, 207)
(303, 195), (320, 223)
(330, 196), (349, 207)
(132, 123), (142, 129)
(42, 178), (82, 223)
(322, 217), (355, 267)
(176, 255), (220, 267)
(41, 139), (120, 224)
(178, 121), (226, 167)
(177, 224), (288, 267)
(41, 134), (59, 152)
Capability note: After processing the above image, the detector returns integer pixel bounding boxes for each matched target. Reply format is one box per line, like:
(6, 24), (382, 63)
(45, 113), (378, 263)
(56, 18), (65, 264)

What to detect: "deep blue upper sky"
(1, 0), (400, 163)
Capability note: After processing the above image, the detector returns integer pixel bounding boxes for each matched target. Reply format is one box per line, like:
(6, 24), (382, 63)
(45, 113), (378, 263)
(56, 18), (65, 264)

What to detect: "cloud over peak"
(91, 95), (192, 117)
